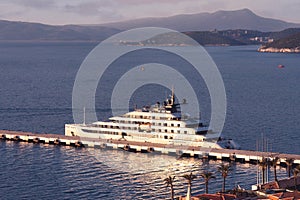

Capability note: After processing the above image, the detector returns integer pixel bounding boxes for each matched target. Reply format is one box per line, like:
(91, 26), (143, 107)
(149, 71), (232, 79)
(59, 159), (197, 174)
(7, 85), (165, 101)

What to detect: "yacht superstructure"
(65, 92), (239, 149)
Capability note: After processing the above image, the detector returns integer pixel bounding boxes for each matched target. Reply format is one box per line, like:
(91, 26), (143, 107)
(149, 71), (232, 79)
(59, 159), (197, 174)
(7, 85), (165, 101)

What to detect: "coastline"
(258, 46), (300, 53)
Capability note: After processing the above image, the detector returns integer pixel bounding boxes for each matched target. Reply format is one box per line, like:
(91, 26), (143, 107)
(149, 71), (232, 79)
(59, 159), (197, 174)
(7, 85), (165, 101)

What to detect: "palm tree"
(271, 156), (279, 182)
(217, 163), (231, 192)
(285, 158), (294, 178)
(293, 165), (300, 191)
(259, 157), (268, 184)
(164, 176), (175, 200)
(182, 172), (197, 200)
(200, 171), (216, 194)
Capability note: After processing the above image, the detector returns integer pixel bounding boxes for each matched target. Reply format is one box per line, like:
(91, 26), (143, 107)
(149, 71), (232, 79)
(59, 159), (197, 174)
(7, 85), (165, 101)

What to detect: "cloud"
(8, 0), (56, 9)
(63, 1), (123, 22)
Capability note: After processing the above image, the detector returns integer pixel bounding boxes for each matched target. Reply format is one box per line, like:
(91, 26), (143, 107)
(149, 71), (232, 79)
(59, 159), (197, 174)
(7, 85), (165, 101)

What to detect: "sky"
(0, 0), (300, 25)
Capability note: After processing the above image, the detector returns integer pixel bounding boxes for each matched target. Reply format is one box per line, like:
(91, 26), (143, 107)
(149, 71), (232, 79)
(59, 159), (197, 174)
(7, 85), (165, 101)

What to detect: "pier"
(1, 130), (300, 166)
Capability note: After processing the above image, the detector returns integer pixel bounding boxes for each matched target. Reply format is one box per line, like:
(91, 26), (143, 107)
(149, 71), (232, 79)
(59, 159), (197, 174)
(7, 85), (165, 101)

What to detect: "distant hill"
(121, 29), (298, 47)
(267, 28), (300, 40)
(184, 31), (246, 46)
(120, 31), (246, 46)
(0, 20), (120, 41)
(101, 9), (300, 32)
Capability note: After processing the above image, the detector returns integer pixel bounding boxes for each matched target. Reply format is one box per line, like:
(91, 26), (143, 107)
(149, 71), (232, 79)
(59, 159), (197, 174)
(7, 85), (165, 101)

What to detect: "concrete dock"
(1, 130), (299, 166)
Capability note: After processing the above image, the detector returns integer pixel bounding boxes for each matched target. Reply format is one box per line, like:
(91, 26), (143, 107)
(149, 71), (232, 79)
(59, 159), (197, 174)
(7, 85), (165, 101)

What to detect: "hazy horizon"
(0, 0), (299, 25)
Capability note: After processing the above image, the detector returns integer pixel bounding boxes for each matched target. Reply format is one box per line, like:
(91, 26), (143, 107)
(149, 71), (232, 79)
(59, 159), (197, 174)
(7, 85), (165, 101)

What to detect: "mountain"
(1, 9), (300, 42)
(101, 9), (300, 32)
(0, 20), (120, 41)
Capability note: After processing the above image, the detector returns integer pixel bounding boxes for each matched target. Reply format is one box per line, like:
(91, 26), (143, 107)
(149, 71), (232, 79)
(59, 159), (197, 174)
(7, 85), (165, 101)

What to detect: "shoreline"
(258, 46), (300, 53)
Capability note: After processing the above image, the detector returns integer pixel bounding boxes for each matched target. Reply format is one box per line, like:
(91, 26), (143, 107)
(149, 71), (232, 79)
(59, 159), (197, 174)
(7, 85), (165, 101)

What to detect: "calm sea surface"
(0, 42), (299, 199)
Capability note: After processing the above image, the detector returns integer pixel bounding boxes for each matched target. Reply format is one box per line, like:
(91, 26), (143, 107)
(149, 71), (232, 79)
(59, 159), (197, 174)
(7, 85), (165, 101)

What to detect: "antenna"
(83, 107), (86, 125)
(172, 85), (174, 97)
(256, 139), (259, 186)
(171, 85), (174, 104)
(265, 136), (269, 183)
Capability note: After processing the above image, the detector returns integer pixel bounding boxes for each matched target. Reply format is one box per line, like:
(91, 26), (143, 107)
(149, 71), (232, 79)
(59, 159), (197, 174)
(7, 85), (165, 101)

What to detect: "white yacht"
(65, 92), (240, 149)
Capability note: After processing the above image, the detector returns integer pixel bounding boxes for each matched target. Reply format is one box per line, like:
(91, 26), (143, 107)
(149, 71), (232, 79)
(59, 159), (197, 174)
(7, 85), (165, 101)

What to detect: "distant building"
(250, 36), (273, 43)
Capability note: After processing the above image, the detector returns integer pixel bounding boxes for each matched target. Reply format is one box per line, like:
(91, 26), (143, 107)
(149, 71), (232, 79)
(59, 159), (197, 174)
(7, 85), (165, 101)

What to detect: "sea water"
(0, 42), (299, 199)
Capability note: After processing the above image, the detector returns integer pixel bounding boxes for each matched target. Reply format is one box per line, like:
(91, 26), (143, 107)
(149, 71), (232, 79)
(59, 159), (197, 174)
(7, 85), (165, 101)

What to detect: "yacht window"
(164, 135), (168, 139)
(171, 123), (174, 127)
(177, 124), (180, 127)
(165, 129), (167, 133)
(163, 123), (167, 126)
(171, 130), (174, 133)
(170, 136), (173, 139)
(158, 129), (161, 132)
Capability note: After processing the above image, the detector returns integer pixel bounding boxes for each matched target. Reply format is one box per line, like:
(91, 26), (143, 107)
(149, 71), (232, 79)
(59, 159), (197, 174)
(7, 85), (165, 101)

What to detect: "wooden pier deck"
(1, 130), (299, 166)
